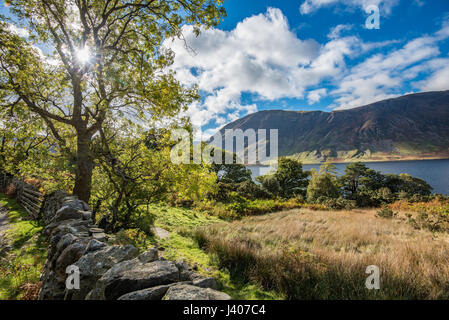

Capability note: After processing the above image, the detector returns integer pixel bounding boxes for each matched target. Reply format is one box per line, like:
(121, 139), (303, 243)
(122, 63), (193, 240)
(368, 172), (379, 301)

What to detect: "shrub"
(318, 197), (357, 210)
(307, 169), (339, 203)
(224, 198), (302, 217)
(237, 180), (272, 200)
(257, 175), (280, 196)
(376, 207), (397, 219)
(406, 211), (449, 233)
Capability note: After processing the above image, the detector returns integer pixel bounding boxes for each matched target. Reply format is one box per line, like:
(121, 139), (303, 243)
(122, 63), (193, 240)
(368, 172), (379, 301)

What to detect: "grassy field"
(194, 208), (449, 299)
(0, 194), (47, 300)
(114, 204), (282, 300)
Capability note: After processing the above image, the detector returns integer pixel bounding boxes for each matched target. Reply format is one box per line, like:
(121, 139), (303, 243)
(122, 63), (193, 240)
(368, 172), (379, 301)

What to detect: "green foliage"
(111, 203), (280, 300)
(406, 211), (449, 233)
(91, 126), (217, 232)
(306, 164), (340, 203)
(210, 151), (252, 184)
(236, 180), (272, 200)
(317, 197), (357, 210)
(273, 158), (309, 198)
(256, 175), (280, 197)
(339, 162), (433, 207)
(224, 198), (302, 217)
(376, 207), (397, 219)
(1, 0), (226, 201)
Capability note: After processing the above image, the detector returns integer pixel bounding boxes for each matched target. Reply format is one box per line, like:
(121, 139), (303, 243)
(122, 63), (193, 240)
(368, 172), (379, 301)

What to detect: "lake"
(248, 159), (449, 195)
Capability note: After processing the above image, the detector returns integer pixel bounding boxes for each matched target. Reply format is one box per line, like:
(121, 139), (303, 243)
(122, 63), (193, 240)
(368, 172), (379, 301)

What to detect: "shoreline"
(252, 156), (449, 166)
(297, 156), (449, 165)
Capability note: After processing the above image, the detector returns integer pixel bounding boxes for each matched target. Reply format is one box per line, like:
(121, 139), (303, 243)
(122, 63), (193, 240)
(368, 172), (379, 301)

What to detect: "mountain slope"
(218, 90), (449, 163)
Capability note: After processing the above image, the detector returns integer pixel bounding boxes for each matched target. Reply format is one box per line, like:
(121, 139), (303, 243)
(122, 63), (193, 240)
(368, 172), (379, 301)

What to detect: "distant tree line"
(211, 157), (433, 210)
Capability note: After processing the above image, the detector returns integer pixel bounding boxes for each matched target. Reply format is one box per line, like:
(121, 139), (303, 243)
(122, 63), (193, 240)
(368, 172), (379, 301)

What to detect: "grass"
(114, 203), (282, 300)
(194, 208), (449, 299)
(0, 194), (47, 300)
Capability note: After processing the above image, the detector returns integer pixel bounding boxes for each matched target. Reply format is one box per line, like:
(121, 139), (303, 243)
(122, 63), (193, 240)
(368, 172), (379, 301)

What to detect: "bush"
(406, 211), (449, 233)
(318, 197), (357, 210)
(257, 175), (280, 196)
(237, 181), (272, 200)
(376, 207), (397, 219)
(307, 170), (339, 203)
(224, 198), (302, 217)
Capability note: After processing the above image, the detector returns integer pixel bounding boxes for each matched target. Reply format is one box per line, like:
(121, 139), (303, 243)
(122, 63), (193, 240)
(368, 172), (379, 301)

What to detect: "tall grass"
(194, 209), (449, 299)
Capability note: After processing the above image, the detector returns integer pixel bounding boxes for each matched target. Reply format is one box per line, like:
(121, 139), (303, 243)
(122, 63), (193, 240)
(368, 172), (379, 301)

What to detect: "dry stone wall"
(38, 191), (231, 300)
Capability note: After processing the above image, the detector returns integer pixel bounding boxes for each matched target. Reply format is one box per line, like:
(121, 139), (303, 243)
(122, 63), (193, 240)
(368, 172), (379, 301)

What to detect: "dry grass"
(194, 208), (449, 299)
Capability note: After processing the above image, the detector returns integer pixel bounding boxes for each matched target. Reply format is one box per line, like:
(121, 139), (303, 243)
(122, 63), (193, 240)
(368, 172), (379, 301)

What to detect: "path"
(0, 205), (10, 255)
(152, 226), (170, 239)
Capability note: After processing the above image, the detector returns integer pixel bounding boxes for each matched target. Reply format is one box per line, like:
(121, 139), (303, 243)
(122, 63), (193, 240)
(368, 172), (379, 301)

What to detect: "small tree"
(274, 158), (309, 198)
(211, 150), (252, 184)
(306, 164), (339, 203)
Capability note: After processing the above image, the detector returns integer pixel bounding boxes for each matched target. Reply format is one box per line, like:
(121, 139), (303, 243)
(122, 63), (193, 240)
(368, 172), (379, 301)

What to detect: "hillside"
(218, 90), (449, 163)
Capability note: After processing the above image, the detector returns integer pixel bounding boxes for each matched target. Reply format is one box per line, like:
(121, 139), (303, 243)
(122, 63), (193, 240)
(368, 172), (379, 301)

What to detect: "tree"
(91, 123), (217, 232)
(256, 174), (280, 197)
(340, 162), (367, 198)
(306, 163), (340, 203)
(0, 102), (50, 175)
(274, 158), (309, 198)
(0, 0), (225, 202)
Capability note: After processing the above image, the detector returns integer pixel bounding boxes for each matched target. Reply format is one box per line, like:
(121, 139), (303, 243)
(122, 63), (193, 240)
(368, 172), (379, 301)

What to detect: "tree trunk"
(73, 135), (93, 203)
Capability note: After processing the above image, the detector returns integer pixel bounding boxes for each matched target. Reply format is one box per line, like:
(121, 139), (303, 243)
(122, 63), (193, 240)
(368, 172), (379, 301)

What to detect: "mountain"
(218, 90), (449, 163)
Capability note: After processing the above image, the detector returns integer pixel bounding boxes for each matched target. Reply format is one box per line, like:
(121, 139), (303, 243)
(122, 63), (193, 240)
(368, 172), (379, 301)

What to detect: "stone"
(40, 191), (69, 224)
(138, 247), (158, 263)
(82, 211), (93, 221)
(192, 277), (219, 290)
(68, 245), (139, 300)
(62, 198), (90, 211)
(92, 232), (106, 242)
(38, 270), (66, 300)
(92, 259), (180, 300)
(163, 284), (231, 300)
(117, 285), (172, 300)
(55, 240), (89, 278)
(89, 228), (104, 234)
(85, 239), (107, 253)
(53, 206), (83, 222)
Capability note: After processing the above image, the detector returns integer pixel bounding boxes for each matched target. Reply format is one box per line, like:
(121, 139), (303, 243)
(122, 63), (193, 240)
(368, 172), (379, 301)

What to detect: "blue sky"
(2, 1), (449, 138)
(163, 0), (449, 137)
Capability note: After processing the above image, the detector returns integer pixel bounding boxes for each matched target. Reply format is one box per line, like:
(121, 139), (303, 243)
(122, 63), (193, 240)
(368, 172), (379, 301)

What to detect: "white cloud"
(328, 24), (353, 39)
(414, 58), (449, 91)
(165, 8), (360, 128)
(332, 24), (449, 110)
(6, 23), (29, 38)
(166, 7), (449, 128)
(300, 0), (400, 15)
(307, 89), (327, 104)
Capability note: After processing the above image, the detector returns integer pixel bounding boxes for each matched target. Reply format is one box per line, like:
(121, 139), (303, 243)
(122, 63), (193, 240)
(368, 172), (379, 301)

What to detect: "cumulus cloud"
(307, 89), (327, 104)
(165, 7), (449, 130)
(165, 8), (360, 129)
(299, 0), (400, 15)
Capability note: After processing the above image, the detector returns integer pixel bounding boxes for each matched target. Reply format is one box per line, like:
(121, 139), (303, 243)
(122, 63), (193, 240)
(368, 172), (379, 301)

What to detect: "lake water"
(248, 159), (449, 195)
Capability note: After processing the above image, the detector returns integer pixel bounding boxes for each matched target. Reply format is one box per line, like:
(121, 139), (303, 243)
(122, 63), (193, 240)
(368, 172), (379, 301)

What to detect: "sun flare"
(76, 46), (90, 64)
